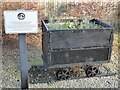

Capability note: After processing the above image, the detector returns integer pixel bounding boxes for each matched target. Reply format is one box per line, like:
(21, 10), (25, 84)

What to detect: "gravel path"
(29, 76), (118, 88)
(0, 33), (3, 89)
(1, 34), (119, 88)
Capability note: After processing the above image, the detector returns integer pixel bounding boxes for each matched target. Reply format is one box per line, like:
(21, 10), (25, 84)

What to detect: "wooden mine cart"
(29, 18), (114, 81)
(41, 18), (114, 80)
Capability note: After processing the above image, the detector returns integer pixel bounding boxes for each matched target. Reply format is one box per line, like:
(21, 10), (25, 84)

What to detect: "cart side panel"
(50, 30), (112, 49)
(50, 48), (109, 66)
(42, 31), (50, 66)
(107, 30), (114, 61)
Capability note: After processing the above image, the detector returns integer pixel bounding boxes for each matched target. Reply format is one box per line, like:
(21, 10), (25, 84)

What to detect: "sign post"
(4, 10), (38, 89)
(19, 33), (28, 89)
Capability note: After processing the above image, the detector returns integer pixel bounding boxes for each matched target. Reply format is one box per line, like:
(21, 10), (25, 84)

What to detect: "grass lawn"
(28, 59), (43, 69)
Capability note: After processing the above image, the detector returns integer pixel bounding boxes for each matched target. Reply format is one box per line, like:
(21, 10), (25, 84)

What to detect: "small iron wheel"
(85, 66), (99, 77)
(56, 69), (70, 80)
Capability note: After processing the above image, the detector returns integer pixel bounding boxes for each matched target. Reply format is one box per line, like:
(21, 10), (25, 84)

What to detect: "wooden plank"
(50, 48), (109, 66)
(50, 30), (112, 49)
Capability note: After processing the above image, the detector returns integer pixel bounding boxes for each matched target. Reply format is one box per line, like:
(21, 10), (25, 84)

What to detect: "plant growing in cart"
(47, 18), (105, 30)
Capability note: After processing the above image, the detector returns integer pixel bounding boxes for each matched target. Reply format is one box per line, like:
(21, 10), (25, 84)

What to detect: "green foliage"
(62, 22), (70, 29)
(62, 22), (77, 29)
(47, 19), (105, 30)
(47, 23), (63, 30)
(80, 18), (103, 29)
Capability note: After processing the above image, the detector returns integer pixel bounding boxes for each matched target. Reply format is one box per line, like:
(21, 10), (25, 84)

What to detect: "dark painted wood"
(50, 29), (112, 49)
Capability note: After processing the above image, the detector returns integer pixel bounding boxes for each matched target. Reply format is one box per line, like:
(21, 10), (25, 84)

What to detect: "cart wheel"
(56, 69), (70, 80)
(85, 66), (99, 77)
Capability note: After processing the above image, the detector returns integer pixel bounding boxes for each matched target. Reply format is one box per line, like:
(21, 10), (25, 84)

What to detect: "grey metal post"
(19, 33), (28, 89)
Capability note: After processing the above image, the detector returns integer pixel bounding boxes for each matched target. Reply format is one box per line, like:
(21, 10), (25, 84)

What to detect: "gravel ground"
(1, 34), (119, 88)
(29, 76), (118, 88)
(0, 33), (3, 89)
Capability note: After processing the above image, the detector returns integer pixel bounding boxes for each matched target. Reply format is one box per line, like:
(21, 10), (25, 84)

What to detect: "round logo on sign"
(17, 13), (25, 20)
